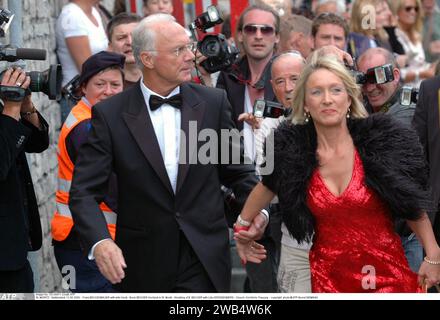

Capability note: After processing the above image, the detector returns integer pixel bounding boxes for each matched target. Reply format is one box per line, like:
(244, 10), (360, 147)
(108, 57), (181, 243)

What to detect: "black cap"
(79, 51), (126, 86)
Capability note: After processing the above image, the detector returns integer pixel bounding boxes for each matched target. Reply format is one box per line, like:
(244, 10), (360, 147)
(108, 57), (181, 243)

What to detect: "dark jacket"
(262, 113), (431, 243)
(413, 76), (440, 221)
(0, 111), (49, 270)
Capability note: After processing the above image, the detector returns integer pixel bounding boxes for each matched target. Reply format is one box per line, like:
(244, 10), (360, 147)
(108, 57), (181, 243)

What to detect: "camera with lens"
(253, 99), (291, 118)
(0, 8), (62, 101)
(351, 64), (394, 85)
(400, 85), (418, 106)
(189, 5), (239, 73)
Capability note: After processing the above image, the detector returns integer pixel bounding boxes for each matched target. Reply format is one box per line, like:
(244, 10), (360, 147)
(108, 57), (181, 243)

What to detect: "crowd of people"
(1, 0), (440, 294)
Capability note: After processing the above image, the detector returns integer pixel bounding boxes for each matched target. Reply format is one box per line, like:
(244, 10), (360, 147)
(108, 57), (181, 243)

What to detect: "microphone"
(0, 47), (47, 62)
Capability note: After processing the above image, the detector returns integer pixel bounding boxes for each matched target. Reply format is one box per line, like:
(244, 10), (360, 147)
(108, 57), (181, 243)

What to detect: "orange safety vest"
(51, 100), (116, 241)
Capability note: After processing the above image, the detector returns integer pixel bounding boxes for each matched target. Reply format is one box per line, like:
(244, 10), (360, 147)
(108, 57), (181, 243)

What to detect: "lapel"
(122, 82), (174, 195)
(176, 83), (206, 194)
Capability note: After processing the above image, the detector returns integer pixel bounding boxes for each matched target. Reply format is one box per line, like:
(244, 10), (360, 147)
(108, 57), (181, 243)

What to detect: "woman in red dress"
(235, 55), (440, 292)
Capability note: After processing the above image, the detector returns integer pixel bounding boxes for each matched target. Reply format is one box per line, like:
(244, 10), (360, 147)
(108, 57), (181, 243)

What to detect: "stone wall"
(1, 0), (115, 292)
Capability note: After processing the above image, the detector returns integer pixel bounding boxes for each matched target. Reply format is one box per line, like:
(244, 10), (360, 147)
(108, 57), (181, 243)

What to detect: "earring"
(304, 111), (311, 123)
(346, 107), (351, 119)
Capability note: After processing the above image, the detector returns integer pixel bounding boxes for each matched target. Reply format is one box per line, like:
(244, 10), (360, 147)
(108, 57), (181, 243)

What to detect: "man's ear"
(393, 67), (401, 83)
(140, 51), (154, 69)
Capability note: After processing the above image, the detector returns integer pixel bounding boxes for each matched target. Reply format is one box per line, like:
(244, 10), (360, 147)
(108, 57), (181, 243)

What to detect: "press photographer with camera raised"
(0, 68), (49, 292)
(357, 47), (423, 272)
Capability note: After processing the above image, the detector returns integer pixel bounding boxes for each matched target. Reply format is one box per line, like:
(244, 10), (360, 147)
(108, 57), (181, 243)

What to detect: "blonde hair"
(389, 0), (424, 40)
(291, 55), (368, 124)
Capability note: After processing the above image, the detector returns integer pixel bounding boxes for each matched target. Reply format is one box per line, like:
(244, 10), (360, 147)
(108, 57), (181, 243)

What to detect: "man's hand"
(194, 51), (213, 87)
(94, 239), (127, 284)
(313, 45), (354, 67)
(1, 68), (31, 121)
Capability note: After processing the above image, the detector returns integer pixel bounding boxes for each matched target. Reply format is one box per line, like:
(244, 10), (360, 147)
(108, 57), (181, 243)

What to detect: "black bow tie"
(149, 94), (182, 111)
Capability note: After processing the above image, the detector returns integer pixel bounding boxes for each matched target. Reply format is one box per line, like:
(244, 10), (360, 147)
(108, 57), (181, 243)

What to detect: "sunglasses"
(242, 24), (275, 36)
(404, 6), (419, 13)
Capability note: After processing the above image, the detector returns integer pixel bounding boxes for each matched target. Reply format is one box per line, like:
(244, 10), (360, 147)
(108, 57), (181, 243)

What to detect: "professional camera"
(253, 99), (291, 118)
(351, 64), (394, 85)
(189, 5), (239, 73)
(400, 85), (419, 106)
(0, 8), (62, 101)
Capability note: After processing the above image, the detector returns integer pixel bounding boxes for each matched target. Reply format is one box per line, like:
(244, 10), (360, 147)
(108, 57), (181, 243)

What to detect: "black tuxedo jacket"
(413, 76), (440, 220)
(0, 112), (48, 270)
(69, 82), (258, 292)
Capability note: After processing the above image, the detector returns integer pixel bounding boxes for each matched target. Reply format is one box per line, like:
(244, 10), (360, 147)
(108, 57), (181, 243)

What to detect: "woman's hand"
(418, 260), (440, 290)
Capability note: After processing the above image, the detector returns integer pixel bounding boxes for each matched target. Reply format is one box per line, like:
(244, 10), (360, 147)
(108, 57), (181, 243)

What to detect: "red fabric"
(307, 150), (420, 293)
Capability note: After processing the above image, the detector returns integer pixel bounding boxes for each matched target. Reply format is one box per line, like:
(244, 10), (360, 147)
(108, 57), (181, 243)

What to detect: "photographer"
(0, 68), (49, 292)
(357, 47), (422, 271)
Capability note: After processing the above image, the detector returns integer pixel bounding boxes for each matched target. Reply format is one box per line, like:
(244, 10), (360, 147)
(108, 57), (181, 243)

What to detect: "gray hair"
(132, 13), (176, 69)
(273, 50), (306, 65)
(316, 0), (347, 15)
(271, 50), (306, 78)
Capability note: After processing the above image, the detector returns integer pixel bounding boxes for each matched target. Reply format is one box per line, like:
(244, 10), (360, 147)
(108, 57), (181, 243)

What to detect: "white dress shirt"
(140, 79), (181, 193)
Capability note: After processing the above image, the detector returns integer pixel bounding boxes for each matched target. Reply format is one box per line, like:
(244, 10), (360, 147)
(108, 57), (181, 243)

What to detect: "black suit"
(69, 82), (258, 292)
(413, 76), (440, 242)
(0, 111), (49, 291)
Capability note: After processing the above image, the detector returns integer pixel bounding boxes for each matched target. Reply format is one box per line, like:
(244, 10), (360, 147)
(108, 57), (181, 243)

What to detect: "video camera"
(189, 5), (239, 73)
(253, 99), (291, 118)
(0, 8), (62, 101)
(400, 85), (418, 106)
(351, 64), (394, 85)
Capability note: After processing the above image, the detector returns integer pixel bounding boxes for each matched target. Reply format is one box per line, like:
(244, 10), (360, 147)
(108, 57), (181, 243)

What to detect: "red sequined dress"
(307, 150), (420, 292)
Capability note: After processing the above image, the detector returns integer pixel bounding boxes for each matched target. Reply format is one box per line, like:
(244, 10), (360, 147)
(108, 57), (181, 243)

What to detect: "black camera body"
(0, 8), (62, 101)
(253, 99), (290, 118)
(190, 6), (239, 73)
(61, 74), (81, 103)
(197, 33), (239, 74)
(352, 64), (394, 85)
(400, 85), (419, 106)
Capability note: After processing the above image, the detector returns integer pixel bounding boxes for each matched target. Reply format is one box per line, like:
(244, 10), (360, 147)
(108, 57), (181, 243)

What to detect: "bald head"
(357, 47), (397, 69)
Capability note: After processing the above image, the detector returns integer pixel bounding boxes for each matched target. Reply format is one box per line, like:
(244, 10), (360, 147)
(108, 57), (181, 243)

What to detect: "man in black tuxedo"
(69, 13), (265, 293)
(413, 75), (440, 245)
(0, 68), (49, 292)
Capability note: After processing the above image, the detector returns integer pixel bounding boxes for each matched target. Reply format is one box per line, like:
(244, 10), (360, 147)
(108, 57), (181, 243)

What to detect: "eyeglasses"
(148, 42), (196, 57)
(404, 6), (419, 13)
(242, 24), (275, 36)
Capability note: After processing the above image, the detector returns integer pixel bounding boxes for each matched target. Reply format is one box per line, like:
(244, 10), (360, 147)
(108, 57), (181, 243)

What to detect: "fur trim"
(262, 113), (431, 243)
